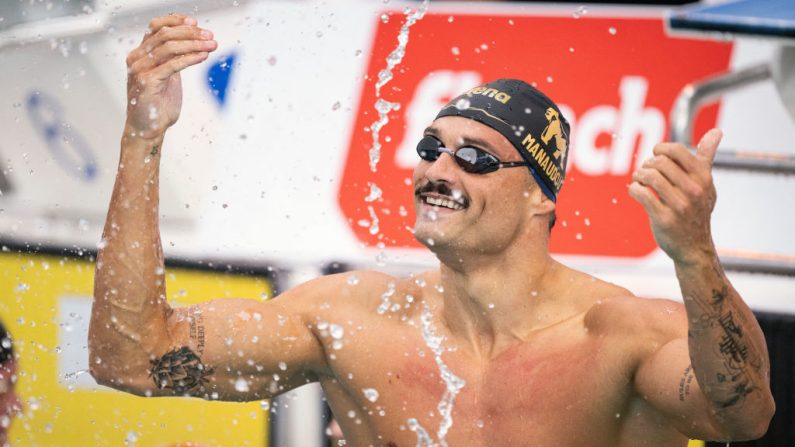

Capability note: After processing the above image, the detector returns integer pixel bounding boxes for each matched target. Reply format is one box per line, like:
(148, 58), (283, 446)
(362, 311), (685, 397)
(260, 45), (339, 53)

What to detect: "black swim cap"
(435, 79), (570, 202)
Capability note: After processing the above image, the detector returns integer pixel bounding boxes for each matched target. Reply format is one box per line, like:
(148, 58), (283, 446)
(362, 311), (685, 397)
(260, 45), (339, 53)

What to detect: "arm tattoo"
(678, 365), (695, 402)
(188, 306), (207, 355)
(150, 346), (213, 394)
(150, 144), (160, 156)
(691, 286), (763, 408)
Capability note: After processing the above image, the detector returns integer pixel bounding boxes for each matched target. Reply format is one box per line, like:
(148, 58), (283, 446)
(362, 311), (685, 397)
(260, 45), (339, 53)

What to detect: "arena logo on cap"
(466, 86), (511, 104)
(339, 11), (732, 258)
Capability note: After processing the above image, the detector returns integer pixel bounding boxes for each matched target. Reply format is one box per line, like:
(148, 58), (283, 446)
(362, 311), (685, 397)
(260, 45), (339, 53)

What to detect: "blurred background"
(0, 0), (793, 445)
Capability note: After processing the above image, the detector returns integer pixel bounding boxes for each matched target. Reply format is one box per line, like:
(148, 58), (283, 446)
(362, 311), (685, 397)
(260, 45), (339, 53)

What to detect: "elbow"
(715, 396), (776, 441)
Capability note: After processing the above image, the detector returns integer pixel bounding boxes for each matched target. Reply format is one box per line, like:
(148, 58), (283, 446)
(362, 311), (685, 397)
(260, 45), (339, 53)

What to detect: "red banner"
(340, 12), (732, 257)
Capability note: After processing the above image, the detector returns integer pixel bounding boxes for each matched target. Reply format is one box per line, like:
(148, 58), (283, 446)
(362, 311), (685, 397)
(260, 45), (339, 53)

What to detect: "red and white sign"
(340, 12), (733, 258)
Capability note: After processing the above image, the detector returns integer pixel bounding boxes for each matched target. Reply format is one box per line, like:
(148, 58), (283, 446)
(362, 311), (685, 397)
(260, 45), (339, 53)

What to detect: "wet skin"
(90, 14), (773, 447)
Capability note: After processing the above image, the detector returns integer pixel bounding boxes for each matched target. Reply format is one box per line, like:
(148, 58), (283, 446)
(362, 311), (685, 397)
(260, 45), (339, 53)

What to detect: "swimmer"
(0, 320), (22, 447)
(89, 14), (774, 446)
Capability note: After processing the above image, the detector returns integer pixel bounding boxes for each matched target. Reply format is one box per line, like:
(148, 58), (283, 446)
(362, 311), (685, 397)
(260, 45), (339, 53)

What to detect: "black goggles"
(416, 135), (529, 174)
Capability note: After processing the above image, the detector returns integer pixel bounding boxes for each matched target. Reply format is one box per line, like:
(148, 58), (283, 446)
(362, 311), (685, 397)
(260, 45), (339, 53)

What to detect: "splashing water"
(367, 206), (380, 235)
(368, 0), (430, 172)
(377, 282), (397, 314)
(408, 306), (466, 447)
(369, 99), (401, 172)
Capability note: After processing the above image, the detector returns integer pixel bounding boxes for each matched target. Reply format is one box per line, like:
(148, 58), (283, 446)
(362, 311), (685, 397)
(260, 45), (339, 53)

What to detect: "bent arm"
(89, 14), (329, 400)
(630, 130), (774, 440)
(676, 256), (773, 437)
(89, 128), (330, 400)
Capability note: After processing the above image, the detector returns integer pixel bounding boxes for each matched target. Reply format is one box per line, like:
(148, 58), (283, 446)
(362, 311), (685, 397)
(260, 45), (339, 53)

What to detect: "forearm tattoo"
(690, 285), (764, 408)
(150, 346), (213, 394)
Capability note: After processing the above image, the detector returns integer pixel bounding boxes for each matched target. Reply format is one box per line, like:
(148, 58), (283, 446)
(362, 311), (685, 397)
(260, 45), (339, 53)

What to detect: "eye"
(417, 135), (442, 160)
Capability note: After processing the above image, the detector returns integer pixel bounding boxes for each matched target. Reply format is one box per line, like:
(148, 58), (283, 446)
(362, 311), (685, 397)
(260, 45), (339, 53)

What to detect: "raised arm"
(629, 129), (775, 441)
(88, 14), (329, 400)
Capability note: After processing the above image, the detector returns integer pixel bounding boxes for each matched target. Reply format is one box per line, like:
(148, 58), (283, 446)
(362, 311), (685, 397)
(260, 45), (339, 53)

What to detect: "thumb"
(696, 128), (723, 163)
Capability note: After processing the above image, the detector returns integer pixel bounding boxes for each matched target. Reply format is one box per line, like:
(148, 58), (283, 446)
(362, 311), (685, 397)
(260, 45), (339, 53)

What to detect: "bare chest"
(322, 323), (636, 446)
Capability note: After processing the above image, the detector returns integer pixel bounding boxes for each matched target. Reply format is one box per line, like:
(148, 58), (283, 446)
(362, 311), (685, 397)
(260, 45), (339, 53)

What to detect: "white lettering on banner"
(570, 76), (665, 176)
(395, 70), (483, 169)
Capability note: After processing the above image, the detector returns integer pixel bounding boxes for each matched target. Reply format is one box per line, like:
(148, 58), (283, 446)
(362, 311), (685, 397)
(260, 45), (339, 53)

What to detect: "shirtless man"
(89, 14), (774, 446)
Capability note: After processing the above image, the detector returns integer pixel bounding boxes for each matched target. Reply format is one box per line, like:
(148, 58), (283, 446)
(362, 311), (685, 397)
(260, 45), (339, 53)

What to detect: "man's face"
(412, 116), (540, 255)
(0, 361), (21, 446)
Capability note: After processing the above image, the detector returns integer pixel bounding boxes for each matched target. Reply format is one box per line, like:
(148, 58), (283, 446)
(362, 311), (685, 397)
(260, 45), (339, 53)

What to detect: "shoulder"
(582, 290), (687, 343)
(284, 269), (424, 314)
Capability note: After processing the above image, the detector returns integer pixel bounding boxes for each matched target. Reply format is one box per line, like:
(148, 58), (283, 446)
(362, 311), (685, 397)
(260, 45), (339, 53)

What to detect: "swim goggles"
(416, 135), (529, 174)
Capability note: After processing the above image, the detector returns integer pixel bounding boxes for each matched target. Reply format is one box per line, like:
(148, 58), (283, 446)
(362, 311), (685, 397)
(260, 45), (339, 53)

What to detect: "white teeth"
(424, 196), (464, 210)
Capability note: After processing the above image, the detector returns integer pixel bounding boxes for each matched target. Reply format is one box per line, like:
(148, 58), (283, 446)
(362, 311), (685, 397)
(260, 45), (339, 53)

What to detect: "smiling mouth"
(420, 194), (467, 211)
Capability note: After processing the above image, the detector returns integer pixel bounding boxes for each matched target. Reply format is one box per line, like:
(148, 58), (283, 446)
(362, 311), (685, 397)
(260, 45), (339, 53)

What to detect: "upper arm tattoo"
(150, 346), (214, 395)
(678, 364), (695, 402)
(188, 305), (206, 355)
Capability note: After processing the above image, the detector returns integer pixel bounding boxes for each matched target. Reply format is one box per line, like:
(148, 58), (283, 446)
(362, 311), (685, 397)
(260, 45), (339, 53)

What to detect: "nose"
(423, 150), (461, 183)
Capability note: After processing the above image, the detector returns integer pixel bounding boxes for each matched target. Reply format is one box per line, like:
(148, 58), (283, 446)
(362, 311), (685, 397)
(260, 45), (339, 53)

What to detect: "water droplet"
(451, 46), (460, 56)
(454, 98), (471, 110)
(546, 76), (554, 83)
(278, 362), (287, 371)
(330, 324), (344, 339)
(487, 303), (495, 309)
(608, 27), (617, 35)
(125, 431), (138, 446)
(347, 275), (360, 285)
(447, 16), (454, 23)
(234, 377), (250, 392)
(569, 47), (575, 53)
(476, 419), (484, 428)
(365, 183), (382, 202)
(575, 233), (583, 240)
(332, 101), (341, 111)
(380, 13), (389, 23)
(363, 388), (380, 402)
(130, 97), (137, 106)
(79, 41), (88, 54)
(573, 5), (588, 19)
(260, 400), (270, 410)
(267, 55), (277, 66)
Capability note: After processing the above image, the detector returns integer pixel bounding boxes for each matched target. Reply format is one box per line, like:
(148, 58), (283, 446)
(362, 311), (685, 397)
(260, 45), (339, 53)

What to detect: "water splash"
(368, 0), (430, 172)
(408, 306), (466, 447)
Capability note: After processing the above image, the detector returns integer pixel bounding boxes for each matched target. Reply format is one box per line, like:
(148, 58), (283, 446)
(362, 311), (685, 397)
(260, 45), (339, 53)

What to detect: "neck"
(433, 233), (568, 360)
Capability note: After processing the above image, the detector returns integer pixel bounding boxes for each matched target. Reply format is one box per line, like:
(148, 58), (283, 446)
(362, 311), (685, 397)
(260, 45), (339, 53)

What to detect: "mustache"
(414, 181), (468, 206)
(415, 181), (454, 197)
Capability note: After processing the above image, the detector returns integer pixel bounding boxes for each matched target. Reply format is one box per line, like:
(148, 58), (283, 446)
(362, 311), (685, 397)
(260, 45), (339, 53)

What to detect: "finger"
(129, 25), (213, 65)
(130, 39), (217, 73)
(652, 143), (698, 174)
(149, 52), (210, 81)
(696, 128), (723, 163)
(632, 167), (686, 209)
(628, 181), (666, 220)
(149, 14), (195, 35)
(643, 155), (698, 191)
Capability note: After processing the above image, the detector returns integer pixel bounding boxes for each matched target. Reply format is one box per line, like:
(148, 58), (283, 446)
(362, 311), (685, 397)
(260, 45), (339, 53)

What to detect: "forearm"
(677, 252), (774, 434)
(90, 128), (172, 386)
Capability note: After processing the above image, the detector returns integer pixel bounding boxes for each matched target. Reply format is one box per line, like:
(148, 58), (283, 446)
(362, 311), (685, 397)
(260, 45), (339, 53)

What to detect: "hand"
(628, 129), (723, 265)
(125, 14), (217, 139)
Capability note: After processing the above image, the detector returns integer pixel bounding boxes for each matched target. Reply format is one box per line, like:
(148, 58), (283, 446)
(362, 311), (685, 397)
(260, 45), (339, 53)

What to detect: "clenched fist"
(629, 129), (723, 265)
(125, 14), (217, 140)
